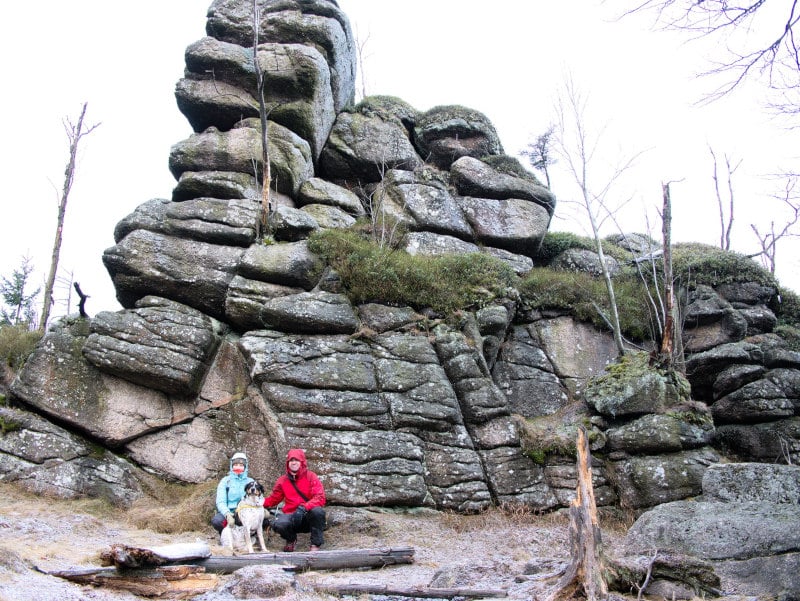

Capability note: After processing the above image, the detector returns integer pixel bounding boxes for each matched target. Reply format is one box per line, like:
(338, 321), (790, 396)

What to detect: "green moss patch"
(308, 228), (517, 314)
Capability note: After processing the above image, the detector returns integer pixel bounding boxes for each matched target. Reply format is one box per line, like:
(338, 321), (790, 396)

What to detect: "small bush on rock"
(672, 242), (777, 288)
(0, 324), (41, 372)
(518, 268), (653, 341)
(535, 232), (631, 265)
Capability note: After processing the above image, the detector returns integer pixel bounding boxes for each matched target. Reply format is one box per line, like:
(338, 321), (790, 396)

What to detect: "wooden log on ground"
(319, 583), (507, 599)
(100, 541), (211, 568)
(191, 546), (415, 574)
(49, 565), (218, 599)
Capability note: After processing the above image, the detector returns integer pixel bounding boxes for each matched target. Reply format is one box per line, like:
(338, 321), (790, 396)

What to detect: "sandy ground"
(0, 482), (630, 601)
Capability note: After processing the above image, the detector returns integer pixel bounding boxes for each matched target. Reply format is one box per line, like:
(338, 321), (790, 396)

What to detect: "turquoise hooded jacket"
(215, 452), (254, 515)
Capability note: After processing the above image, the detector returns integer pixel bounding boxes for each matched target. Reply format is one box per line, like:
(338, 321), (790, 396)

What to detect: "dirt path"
(0, 483), (628, 600)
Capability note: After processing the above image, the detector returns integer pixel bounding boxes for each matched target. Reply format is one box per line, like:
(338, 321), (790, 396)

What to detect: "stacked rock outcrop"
(5, 0), (800, 544)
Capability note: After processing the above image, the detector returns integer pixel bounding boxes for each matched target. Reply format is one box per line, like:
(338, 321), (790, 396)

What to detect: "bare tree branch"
(612, 0), (800, 107)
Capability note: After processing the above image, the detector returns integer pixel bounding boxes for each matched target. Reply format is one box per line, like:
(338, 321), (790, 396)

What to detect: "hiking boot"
(283, 540), (296, 552)
(309, 545), (320, 552)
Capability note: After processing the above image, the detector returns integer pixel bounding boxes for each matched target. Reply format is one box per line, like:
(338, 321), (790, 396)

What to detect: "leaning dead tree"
(40, 102), (100, 331)
(659, 182), (684, 371)
(252, 0), (273, 238)
(546, 427), (609, 601)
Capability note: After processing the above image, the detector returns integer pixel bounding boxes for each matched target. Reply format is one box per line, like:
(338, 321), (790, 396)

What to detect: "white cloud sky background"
(1, 0), (797, 321)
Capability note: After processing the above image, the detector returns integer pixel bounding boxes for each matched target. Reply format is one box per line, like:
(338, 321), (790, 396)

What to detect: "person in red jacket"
(263, 448), (326, 552)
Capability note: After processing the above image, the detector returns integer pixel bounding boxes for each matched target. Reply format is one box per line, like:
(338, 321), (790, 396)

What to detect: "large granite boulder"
(259, 290), (359, 334)
(169, 121), (313, 196)
(113, 197), (260, 247)
(450, 156), (556, 215)
(605, 411), (715, 454)
(608, 448), (719, 509)
(178, 37), (336, 159)
(125, 386), (284, 484)
(103, 230), (245, 319)
(683, 285), (748, 353)
(205, 0), (356, 112)
(10, 317), (197, 445)
(82, 297), (225, 396)
(297, 177), (365, 216)
(413, 105), (503, 170)
(10, 314), (248, 450)
(380, 169), (472, 238)
(319, 111), (423, 181)
(172, 170), (261, 202)
(621, 462), (800, 598)
(550, 248), (620, 278)
(456, 196), (550, 256)
(0, 405), (149, 506)
(491, 324), (569, 418)
(586, 353), (690, 419)
(715, 417), (800, 464)
(702, 462), (800, 503)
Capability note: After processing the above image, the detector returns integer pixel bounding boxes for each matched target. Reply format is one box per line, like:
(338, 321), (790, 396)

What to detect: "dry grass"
(126, 480), (217, 533)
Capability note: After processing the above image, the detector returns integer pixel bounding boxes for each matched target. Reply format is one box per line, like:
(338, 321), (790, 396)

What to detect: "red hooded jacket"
(263, 449), (326, 514)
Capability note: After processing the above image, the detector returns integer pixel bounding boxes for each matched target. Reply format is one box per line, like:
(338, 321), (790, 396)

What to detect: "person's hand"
(225, 512), (235, 528)
(292, 505), (307, 527)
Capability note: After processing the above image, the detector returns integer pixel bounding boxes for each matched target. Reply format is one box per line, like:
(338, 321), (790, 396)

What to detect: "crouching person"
(264, 449), (326, 552)
(211, 451), (253, 535)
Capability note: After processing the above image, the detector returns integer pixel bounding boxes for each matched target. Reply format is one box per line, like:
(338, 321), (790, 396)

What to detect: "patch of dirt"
(0, 482), (630, 601)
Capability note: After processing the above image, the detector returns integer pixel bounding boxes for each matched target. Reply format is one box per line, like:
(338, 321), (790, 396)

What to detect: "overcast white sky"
(1, 1), (797, 321)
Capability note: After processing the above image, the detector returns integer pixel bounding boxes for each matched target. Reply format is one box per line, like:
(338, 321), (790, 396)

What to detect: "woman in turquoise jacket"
(210, 451), (254, 534)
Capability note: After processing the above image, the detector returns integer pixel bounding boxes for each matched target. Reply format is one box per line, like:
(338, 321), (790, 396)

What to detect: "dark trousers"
(271, 507), (326, 546)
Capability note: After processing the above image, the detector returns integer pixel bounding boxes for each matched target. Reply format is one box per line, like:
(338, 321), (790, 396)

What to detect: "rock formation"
(5, 0), (800, 553)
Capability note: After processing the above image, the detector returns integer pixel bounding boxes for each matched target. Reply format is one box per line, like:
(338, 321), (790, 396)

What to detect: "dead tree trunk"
(253, 0), (272, 238)
(40, 102), (99, 331)
(546, 428), (609, 601)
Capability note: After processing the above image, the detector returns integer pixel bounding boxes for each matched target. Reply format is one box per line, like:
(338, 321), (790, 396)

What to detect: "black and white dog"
(237, 480), (268, 553)
(222, 481), (268, 553)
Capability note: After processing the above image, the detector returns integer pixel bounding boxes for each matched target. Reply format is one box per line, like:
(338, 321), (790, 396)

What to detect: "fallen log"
(319, 583), (507, 599)
(192, 546), (415, 573)
(101, 541), (211, 568)
(49, 565), (218, 599)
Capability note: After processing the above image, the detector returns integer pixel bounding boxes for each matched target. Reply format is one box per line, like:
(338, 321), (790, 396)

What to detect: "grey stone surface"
(103, 229), (245, 319)
(702, 462), (800, 503)
(297, 177), (365, 216)
(608, 448), (719, 509)
(206, 0), (356, 112)
(450, 156), (555, 215)
(0, 406), (148, 506)
(457, 196), (550, 256)
(260, 290), (359, 334)
(168, 121), (313, 196)
(83, 297), (224, 396)
(113, 197), (259, 247)
(623, 499), (800, 560)
(319, 111), (422, 181)
(10, 318), (198, 446)
(414, 105), (503, 169)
